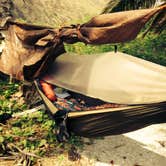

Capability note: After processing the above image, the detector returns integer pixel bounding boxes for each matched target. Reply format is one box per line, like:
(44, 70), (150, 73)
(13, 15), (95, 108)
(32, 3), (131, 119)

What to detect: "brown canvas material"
(0, 22), (65, 80)
(61, 6), (166, 44)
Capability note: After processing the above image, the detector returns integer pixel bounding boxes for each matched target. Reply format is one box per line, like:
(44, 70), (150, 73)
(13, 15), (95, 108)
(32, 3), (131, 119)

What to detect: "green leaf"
(0, 136), (4, 143)
(39, 139), (47, 147)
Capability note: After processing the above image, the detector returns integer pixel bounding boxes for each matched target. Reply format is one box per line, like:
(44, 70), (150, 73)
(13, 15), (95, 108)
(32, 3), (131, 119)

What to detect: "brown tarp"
(0, 6), (165, 80)
(0, 22), (65, 80)
(60, 6), (166, 44)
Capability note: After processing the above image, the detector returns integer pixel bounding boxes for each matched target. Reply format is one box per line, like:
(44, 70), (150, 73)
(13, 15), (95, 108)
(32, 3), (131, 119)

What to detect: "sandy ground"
(1, 123), (166, 166)
(81, 123), (166, 166)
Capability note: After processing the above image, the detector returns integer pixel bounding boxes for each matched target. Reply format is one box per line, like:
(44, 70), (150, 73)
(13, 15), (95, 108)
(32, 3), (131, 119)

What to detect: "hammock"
(34, 52), (166, 141)
(34, 78), (166, 140)
(0, 6), (165, 141)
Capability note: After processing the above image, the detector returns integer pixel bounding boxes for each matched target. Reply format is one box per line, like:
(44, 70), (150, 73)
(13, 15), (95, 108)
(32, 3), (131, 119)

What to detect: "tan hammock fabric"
(0, 5), (165, 80)
(44, 52), (166, 105)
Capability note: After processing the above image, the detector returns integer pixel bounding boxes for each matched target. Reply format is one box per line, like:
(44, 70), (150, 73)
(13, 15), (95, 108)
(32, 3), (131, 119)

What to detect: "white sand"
(81, 123), (166, 166)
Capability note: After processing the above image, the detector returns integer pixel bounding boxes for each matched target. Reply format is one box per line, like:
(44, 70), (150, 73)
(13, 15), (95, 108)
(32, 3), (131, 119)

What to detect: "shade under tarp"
(43, 52), (166, 105)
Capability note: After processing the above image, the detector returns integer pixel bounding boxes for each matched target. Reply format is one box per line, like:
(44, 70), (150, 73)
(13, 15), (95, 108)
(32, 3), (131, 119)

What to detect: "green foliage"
(0, 82), (23, 117)
(118, 32), (166, 66)
(65, 31), (166, 66)
(0, 80), (82, 160)
(103, 0), (159, 13)
(0, 82), (19, 98)
(65, 43), (115, 54)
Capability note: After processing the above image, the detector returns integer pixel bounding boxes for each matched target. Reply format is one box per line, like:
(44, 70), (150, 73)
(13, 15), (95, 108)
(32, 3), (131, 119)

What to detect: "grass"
(0, 80), (82, 164)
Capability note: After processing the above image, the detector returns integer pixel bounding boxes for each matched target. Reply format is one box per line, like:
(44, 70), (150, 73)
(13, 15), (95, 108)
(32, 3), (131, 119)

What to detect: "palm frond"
(103, 0), (166, 34)
(103, 0), (163, 13)
(142, 9), (166, 36)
